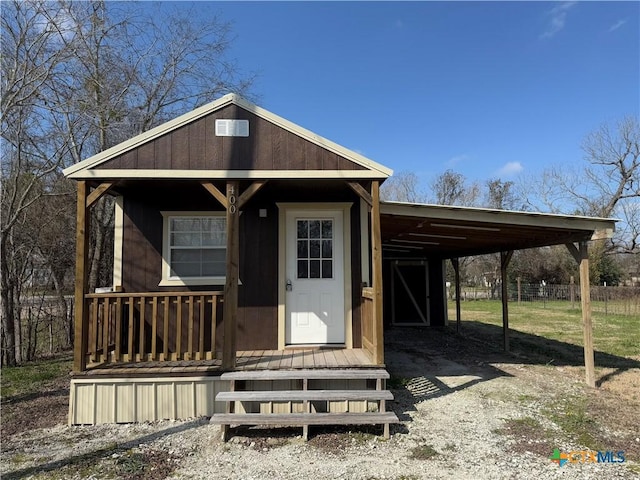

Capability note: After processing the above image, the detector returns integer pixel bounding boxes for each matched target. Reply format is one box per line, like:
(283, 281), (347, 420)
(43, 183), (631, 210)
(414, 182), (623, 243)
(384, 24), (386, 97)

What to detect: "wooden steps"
(216, 389), (394, 402)
(211, 412), (399, 426)
(220, 369), (390, 381)
(210, 368), (398, 441)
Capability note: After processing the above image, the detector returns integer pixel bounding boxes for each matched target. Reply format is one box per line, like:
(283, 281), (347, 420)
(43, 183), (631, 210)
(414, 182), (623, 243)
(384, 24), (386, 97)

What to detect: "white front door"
(285, 209), (345, 345)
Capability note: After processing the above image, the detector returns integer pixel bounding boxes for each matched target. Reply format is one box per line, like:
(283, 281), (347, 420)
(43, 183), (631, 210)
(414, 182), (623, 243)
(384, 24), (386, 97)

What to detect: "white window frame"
(159, 211), (227, 287)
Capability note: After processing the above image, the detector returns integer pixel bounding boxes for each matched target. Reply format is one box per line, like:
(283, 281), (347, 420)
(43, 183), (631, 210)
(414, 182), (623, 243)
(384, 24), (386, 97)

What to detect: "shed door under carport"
(390, 261), (430, 326)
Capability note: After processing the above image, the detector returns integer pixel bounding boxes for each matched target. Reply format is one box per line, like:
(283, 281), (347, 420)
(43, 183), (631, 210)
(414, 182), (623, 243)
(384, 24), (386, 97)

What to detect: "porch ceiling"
(380, 201), (616, 259)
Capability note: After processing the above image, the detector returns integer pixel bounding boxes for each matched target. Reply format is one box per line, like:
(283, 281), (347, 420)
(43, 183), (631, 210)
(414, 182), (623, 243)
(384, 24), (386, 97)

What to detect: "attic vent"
(215, 119), (249, 137)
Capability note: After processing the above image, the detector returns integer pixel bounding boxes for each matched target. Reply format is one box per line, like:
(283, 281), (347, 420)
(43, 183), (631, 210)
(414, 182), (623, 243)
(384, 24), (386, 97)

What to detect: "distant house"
(63, 94), (614, 437)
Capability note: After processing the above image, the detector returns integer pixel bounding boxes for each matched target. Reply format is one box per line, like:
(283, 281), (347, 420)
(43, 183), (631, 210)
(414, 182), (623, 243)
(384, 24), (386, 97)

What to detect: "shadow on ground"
(383, 323), (640, 432)
(2, 419), (207, 480)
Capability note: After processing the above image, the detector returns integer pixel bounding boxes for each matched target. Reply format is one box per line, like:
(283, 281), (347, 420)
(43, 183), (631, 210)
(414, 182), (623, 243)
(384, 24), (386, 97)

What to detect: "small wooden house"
(64, 94), (615, 436)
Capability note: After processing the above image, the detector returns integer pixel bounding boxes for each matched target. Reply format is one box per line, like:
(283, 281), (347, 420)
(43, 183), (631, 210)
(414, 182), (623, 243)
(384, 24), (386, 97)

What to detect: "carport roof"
(380, 201), (616, 259)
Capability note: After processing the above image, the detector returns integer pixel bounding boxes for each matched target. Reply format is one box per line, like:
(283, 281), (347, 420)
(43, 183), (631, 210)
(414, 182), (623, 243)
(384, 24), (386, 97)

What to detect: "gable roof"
(63, 93), (393, 179)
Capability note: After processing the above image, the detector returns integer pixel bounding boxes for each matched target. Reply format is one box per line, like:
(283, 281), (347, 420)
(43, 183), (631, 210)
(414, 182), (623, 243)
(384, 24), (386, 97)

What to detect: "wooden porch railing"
(84, 291), (223, 365)
(361, 287), (376, 359)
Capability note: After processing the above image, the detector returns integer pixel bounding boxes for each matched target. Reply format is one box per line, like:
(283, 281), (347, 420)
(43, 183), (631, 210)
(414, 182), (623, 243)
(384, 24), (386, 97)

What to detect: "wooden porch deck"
(76, 348), (376, 377)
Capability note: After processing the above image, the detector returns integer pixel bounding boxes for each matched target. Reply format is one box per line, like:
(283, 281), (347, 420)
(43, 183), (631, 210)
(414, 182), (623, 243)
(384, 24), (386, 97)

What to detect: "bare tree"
(430, 169), (480, 206)
(1, 0), (73, 365)
(526, 116), (639, 255)
(380, 171), (428, 203)
(1, 0), (255, 364)
(485, 179), (520, 210)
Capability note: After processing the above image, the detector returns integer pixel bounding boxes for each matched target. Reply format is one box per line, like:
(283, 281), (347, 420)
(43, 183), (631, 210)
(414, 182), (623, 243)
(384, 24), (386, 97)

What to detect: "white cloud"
(496, 161), (524, 177)
(540, 1), (577, 39)
(609, 19), (627, 32)
(446, 154), (469, 167)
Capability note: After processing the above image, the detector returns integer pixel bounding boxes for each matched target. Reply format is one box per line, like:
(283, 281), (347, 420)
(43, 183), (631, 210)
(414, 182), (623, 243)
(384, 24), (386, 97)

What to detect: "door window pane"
(297, 260), (308, 279)
(309, 260), (321, 278)
(322, 220), (332, 239)
(322, 260), (332, 279)
(295, 218), (334, 279)
(297, 240), (308, 258)
(309, 240), (320, 258)
(309, 220), (321, 239)
(297, 220), (308, 239)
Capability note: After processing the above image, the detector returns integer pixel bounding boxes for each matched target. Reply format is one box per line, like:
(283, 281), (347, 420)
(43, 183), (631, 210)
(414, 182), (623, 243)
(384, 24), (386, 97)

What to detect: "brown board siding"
(95, 105), (366, 172)
(119, 180), (362, 351)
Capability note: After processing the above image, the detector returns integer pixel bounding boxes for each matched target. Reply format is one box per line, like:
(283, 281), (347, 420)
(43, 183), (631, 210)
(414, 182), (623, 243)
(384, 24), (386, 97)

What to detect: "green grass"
(543, 395), (601, 450)
(1, 356), (72, 400)
(449, 300), (640, 359)
(409, 444), (439, 460)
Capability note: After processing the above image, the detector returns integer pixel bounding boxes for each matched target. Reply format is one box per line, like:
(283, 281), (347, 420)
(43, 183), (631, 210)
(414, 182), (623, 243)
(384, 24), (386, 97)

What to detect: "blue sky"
(194, 1), (638, 184)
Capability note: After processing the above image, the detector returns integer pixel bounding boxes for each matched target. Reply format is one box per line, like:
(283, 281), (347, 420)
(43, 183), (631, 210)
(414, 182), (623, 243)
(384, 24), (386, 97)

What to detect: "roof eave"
(380, 201), (617, 234)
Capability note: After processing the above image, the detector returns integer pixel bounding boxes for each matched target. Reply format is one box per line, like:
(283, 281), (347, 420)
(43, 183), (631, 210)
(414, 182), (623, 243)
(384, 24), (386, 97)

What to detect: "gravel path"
(2, 329), (638, 479)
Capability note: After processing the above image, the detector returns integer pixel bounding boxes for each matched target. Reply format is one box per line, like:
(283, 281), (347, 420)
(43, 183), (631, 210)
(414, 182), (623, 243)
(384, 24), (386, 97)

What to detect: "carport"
(379, 201), (617, 388)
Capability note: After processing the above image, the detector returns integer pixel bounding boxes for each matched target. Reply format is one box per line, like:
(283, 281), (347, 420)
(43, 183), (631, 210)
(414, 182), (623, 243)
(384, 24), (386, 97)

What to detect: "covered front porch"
(72, 178), (385, 375)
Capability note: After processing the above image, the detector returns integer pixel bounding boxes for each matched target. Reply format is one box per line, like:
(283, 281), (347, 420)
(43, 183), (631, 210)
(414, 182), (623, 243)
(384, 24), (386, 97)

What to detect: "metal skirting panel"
(68, 376), (372, 425)
(69, 376), (229, 425)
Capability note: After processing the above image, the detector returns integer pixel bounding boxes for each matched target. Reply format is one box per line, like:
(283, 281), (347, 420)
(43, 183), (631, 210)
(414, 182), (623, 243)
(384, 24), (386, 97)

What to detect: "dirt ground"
(1, 326), (639, 479)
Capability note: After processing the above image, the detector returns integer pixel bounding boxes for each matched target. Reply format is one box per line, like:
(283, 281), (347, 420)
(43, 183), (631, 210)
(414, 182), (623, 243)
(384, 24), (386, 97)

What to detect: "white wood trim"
(160, 211), (230, 287)
(360, 198), (370, 287)
(277, 208), (287, 350)
(276, 203), (353, 349)
(112, 196), (124, 288)
(380, 201), (616, 231)
(67, 169), (388, 180)
(344, 207), (353, 349)
(63, 93), (392, 178)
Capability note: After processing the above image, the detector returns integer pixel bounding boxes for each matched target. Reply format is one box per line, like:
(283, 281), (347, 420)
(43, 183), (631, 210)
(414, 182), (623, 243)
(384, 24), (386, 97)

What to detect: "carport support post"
(451, 258), (462, 333)
(500, 251), (513, 352)
(371, 180), (384, 365)
(566, 241), (595, 388)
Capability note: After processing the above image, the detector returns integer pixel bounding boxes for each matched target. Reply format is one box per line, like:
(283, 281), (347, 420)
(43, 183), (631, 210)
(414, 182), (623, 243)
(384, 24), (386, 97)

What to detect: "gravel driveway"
(2, 328), (638, 479)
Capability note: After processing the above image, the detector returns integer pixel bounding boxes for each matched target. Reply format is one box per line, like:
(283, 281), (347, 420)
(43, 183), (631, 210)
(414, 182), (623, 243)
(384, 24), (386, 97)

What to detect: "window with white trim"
(161, 213), (226, 285)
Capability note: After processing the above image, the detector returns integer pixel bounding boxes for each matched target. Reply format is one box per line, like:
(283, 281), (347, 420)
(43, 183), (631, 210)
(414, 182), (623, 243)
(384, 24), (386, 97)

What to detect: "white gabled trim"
(67, 169), (388, 180)
(63, 93), (392, 178)
(112, 196), (124, 288)
(63, 95), (237, 176)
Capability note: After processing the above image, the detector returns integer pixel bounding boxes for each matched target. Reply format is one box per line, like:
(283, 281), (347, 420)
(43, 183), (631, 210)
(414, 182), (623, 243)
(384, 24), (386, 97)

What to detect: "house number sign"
(228, 186), (237, 214)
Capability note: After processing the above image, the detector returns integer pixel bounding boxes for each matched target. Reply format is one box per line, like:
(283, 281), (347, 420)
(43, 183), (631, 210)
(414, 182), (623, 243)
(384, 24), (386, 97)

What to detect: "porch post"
(223, 181), (240, 370)
(500, 251), (513, 352)
(73, 181), (89, 372)
(371, 180), (384, 365)
(565, 241), (596, 388)
(451, 258), (462, 334)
